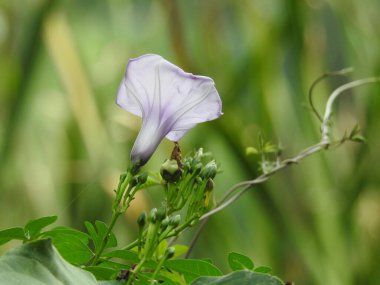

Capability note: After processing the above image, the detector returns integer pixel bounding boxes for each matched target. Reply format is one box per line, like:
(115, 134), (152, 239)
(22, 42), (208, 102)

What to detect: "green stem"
(150, 256), (167, 285)
(126, 257), (147, 285)
(90, 210), (121, 265)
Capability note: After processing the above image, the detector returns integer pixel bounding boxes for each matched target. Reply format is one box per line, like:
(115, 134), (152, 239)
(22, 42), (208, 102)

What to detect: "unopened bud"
(200, 161), (217, 179)
(169, 215), (181, 227)
(206, 178), (214, 191)
(161, 217), (169, 229)
(192, 162), (203, 175)
(156, 207), (166, 222)
(165, 247), (175, 259)
(148, 208), (157, 224)
(137, 211), (147, 228)
(160, 159), (182, 183)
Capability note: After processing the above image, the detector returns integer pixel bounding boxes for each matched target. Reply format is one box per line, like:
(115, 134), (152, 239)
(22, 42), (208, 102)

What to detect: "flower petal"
(116, 54), (223, 166)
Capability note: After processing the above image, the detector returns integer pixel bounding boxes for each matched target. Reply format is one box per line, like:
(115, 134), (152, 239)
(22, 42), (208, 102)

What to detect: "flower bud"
(148, 208), (157, 224)
(161, 217), (170, 229)
(160, 159), (182, 183)
(200, 160), (217, 179)
(137, 211), (147, 228)
(165, 247), (175, 259)
(191, 162), (203, 176)
(156, 207), (166, 222)
(169, 215), (181, 227)
(206, 178), (214, 191)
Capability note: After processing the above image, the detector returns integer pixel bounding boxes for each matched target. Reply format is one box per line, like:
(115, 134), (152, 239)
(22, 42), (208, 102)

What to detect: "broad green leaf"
(42, 226), (92, 265)
(24, 216), (57, 240)
(103, 249), (140, 263)
(228, 252), (254, 271)
(85, 221), (117, 253)
(138, 272), (178, 285)
(201, 258), (213, 264)
(85, 266), (116, 280)
(191, 270), (284, 285)
(85, 221), (100, 250)
(157, 240), (168, 258)
(0, 239), (98, 284)
(254, 266), (272, 274)
(164, 259), (222, 283)
(99, 280), (126, 285)
(42, 226), (90, 244)
(103, 249), (157, 268)
(0, 227), (25, 246)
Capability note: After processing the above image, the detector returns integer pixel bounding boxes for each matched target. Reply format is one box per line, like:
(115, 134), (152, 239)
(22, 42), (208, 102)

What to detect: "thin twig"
(308, 67), (353, 122)
(185, 75), (379, 258)
(321, 77), (380, 143)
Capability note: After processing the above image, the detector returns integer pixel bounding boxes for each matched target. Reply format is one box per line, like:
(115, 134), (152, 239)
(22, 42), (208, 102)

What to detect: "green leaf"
(254, 266), (272, 274)
(246, 147), (258, 155)
(24, 216), (57, 240)
(264, 142), (278, 153)
(85, 221), (117, 253)
(191, 270), (284, 285)
(228, 252), (254, 271)
(43, 226), (90, 244)
(85, 266), (117, 280)
(0, 227), (25, 246)
(164, 259), (222, 284)
(42, 227), (92, 265)
(103, 249), (139, 263)
(157, 239), (168, 258)
(85, 221), (100, 250)
(172, 244), (188, 258)
(99, 280), (126, 285)
(0, 239), (99, 284)
(138, 272), (178, 285)
(103, 249), (157, 268)
(95, 221), (117, 249)
(351, 135), (366, 143)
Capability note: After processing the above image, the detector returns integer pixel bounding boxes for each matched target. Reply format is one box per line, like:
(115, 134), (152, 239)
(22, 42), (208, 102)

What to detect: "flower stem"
(126, 257), (147, 285)
(90, 210), (120, 266)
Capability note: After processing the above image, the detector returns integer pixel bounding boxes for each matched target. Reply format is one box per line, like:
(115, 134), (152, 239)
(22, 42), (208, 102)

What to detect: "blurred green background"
(1, 0), (380, 284)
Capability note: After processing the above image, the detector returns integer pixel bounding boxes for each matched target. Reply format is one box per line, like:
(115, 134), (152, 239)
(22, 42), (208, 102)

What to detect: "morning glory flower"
(116, 54), (222, 168)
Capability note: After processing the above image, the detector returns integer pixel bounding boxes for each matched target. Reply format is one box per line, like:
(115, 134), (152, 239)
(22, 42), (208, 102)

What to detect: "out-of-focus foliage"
(0, 1), (379, 284)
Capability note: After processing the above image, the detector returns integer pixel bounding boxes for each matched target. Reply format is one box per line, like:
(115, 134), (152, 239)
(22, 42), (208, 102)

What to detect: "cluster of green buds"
(112, 172), (149, 214)
(136, 207), (181, 261)
(160, 148), (219, 220)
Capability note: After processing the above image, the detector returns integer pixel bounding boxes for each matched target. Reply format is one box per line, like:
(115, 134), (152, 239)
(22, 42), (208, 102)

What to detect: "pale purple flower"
(116, 54), (222, 167)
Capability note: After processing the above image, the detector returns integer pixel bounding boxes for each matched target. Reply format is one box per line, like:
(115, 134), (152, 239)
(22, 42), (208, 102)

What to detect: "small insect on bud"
(160, 159), (182, 183)
(200, 160), (217, 179)
(165, 247), (176, 259)
(148, 208), (158, 224)
(137, 211), (147, 228)
(169, 215), (181, 227)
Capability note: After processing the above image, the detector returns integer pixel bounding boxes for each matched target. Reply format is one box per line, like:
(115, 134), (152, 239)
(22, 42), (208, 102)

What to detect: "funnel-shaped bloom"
(116, 54), (222, 167)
